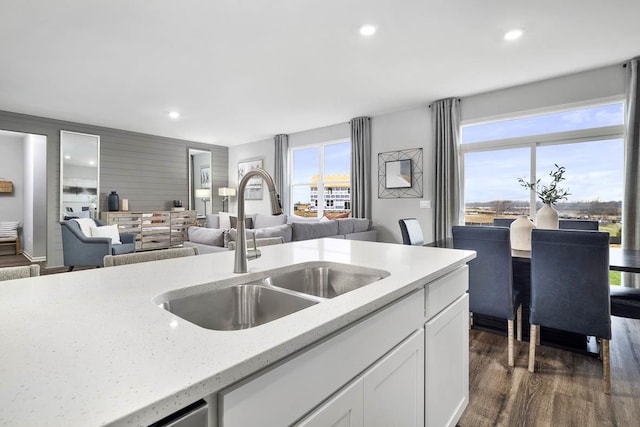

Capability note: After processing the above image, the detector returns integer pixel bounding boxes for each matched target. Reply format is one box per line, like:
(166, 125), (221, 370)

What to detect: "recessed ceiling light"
(168, 111), (180, 119)
(359, 25), (376, 36)
(504, 29), (523, 41)
(64, 155), (71, 159)
(89, 161), (95, 165)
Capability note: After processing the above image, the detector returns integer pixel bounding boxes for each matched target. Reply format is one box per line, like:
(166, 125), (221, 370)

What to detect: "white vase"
(536, 203), (559, 229)
(510, 215), (536, 251)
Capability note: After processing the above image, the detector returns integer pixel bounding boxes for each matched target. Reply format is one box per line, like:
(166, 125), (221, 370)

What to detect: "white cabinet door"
(295, 379), (364, 427)
(362, 330), (425, 427)
(425, 294), (469, 427)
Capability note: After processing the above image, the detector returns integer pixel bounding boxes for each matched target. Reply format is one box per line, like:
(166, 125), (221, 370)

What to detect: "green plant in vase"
(518, 164), (570, 228)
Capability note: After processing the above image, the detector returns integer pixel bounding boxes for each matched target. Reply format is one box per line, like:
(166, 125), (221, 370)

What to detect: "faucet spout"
(234, 168), (282, 273)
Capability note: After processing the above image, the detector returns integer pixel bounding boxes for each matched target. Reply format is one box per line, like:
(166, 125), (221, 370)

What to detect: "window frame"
(288, 138), (351, 218)
(459, 99), (625, 219)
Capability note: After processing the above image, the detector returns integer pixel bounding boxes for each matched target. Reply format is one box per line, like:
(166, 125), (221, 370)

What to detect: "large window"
(461, 101), (624, 242)
(290, 140), (351, 219)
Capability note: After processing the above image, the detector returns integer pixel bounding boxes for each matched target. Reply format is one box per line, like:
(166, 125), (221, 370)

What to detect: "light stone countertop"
(0, 239), (475, 427)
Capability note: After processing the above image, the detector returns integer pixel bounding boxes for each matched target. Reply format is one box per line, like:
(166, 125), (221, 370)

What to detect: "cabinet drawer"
(218, 289), (425, 427)
(425, 266), (468, 320)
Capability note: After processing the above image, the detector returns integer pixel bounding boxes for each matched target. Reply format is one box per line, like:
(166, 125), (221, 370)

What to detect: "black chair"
(493, 218), (516, 228)
(398, 218), (425, 246)
(528, 229), (611, 393)
(559, 219), (599, 231)
(452, 225), (522, 366)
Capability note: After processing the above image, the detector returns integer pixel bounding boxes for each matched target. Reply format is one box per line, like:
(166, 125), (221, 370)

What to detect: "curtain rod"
(428, 98), (461, 108)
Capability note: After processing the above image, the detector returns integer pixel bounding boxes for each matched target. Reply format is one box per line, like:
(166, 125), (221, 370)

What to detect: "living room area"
(2, 2), (640, 426)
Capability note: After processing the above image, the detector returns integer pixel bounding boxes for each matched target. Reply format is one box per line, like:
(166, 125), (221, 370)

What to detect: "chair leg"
(536, 325), (540, 346)
(68, 266), (74, 272)
(516, 304), (522, 342)
(528, 324), (537, 373)
(15, 238), (20, 255)
(508, 319), (515, 367)
(602, 339), (611, 394)
(469, 312), (473, 328)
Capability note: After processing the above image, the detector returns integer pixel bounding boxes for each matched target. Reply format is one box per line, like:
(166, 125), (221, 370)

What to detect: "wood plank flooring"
(459, 316), (640, 426)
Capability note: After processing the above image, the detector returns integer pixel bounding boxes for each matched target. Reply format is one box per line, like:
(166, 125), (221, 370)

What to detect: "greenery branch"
(518, 164), (571, 205)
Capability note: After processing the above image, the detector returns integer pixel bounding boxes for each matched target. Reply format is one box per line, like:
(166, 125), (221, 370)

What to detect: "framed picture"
(238, 158), (263, 200)
(200, 167), (211, 188)
(385, 159), (412, 188)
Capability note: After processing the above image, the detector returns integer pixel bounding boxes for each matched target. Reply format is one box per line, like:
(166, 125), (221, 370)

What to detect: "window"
(290, 140), (351, 218)
(460, 101), (624, 241)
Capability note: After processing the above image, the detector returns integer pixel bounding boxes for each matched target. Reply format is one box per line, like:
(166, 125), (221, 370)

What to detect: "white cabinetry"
(362, 330), (424, 427)
(296, 330), (424, 427)
(295, 377), (364, 427)
(218, 265), (469, 427)
(424, 267), (470, 427)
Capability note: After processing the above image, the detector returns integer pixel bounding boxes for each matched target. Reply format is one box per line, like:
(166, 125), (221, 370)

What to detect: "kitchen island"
(0, 239), (474, 426)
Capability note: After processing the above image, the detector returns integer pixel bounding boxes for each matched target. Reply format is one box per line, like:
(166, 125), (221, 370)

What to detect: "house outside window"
(290, 140), (351, 219)
(460, 101), (624, 242)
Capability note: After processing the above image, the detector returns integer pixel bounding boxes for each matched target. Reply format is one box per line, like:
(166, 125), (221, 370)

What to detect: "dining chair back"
(528, 228), (611, 393)
(493, 218), (516, 228)
(452, 225), (522, 366)
(398, 218), (425, 246)
(559, 219), (599, 231)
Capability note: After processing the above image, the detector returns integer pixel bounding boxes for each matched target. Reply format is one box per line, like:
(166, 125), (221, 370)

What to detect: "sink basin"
(265, 265), (386, 298)
(159, 284), (318, 331)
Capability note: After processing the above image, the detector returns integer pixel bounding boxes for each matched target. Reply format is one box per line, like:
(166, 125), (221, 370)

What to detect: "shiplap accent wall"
(0, 109), (228, 267)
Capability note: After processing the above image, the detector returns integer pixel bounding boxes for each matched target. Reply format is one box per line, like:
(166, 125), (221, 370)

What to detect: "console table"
(101, 210), (197, 251)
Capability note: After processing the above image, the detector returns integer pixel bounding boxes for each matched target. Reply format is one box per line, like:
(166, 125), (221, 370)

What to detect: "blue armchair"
(60, 219), (136, 270)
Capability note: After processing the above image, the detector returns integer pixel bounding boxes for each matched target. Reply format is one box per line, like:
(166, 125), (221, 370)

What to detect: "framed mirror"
(60, 131), (100, 221)
(188, 148), (212, 217)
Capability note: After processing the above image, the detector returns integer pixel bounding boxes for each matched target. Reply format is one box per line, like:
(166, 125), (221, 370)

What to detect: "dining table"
(429, 239), (640, 355)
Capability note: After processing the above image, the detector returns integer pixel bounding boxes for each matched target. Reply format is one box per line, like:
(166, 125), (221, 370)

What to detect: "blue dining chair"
(452, 225), (522, 366)
(398, 218), (425, 246)
(528, 229), (611, 393)
(493, 218), (516, 228)
(559, 219), (599, 230)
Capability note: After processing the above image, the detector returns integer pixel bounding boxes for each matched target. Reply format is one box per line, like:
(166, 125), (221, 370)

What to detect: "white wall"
(462, 64), (625, 123)
(371, 107), (433, 243)
(0, 133), (24, 224)
(22, 134), (47, 260)
(228, 63), (627, 244)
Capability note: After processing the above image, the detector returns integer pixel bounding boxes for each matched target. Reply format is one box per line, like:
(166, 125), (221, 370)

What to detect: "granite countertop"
(0, 239), (474, 426)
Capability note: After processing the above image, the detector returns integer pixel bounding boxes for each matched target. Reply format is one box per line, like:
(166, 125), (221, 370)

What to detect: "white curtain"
(431, 98), (462, 242)
(623, 58), (640, 287)
(274, 134), (289, 213)
(350, 117), (371, 218)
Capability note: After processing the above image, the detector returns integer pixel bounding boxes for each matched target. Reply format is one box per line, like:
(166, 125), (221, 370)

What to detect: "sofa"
(184, 213), (376, 254)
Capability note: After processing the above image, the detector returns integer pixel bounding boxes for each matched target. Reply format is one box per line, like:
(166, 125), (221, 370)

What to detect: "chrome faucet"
(234, 168), (283, 273)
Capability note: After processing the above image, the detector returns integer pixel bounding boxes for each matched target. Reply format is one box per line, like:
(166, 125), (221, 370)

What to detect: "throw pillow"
(352, 218), (371, 233)
(0, 221), (19, 238)
(205, 214), (220, 229)
(90, 224), (122, 245)
(291, 220), (339, 241)
(230, 216), (254, 229)
(254, 224), (293, 242)
(188, 226), (226, 247)
(254, 213), (288, 229)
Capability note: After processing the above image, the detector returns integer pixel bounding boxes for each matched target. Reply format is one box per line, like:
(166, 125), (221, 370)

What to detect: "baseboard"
(22, 251), (46, 263)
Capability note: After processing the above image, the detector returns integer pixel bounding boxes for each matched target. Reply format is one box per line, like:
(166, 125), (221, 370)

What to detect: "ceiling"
(1, 1), (639, 147)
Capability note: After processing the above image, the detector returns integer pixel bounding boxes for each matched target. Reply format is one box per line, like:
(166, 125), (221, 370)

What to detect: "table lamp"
(218, 187), (237, 212)
(195, 188), (211, 216)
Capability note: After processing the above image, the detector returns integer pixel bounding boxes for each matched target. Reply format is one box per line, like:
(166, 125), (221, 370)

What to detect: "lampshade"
(195, 188), (211, 199)
(218, 187), (237, 197)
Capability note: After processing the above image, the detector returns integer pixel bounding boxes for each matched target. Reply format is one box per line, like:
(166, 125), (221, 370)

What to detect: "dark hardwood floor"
(460, 317), (640, 426)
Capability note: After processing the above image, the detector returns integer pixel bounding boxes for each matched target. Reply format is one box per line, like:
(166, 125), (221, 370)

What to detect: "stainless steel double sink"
(153, 262), (389, 331)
